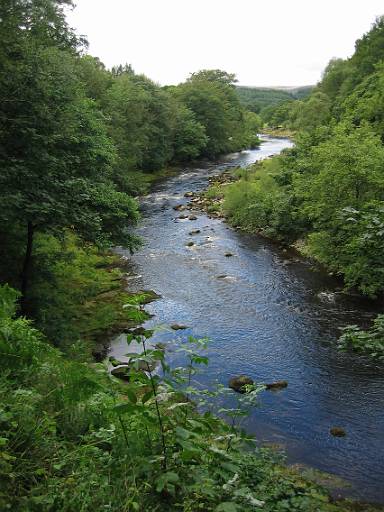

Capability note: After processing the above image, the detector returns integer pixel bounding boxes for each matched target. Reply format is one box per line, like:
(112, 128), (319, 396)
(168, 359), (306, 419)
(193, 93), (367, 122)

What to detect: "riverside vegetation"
(1, 0), (384, 510)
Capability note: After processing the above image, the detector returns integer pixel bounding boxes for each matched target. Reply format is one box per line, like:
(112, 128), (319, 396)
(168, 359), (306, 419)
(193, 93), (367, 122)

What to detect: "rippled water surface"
(114, 137), (384, 503)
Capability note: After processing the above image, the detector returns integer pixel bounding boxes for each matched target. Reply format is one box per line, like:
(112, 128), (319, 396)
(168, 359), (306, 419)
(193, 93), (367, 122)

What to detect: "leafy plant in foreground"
(338, 314), (384, 360)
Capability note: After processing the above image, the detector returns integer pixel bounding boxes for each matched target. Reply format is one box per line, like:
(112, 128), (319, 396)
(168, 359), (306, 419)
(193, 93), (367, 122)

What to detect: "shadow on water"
(113, 136), (384, 503)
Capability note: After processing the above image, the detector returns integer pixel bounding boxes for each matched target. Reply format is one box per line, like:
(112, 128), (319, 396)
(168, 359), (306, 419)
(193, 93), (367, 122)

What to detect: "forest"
(1, 1), (384, 511)
(236, 85), (313, 116)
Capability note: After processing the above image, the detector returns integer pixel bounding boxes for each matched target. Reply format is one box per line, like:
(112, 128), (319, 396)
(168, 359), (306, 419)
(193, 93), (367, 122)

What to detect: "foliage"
(342, 62), (384, 141)
(170, 104), (208, 162)
(338, 315), (384, 360)
(223, 158), (305, 243)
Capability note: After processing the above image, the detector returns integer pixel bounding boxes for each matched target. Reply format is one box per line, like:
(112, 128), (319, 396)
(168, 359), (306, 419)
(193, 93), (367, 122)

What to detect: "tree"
(76, 55), (112, 104)
(0, 45), (139, 312)
(292, 123), (384, 294)
(175, 69), (246, 156)
(172, 105), (208, 161)
(318, 58), (352, 102)
(291, 92), (331, 131)
(342, 62), (384, 141)
(104, 71), (176, 192)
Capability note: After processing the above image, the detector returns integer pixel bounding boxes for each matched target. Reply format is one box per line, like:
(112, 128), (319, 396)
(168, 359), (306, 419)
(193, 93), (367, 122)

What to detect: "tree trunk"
(20, 221), (34, 315)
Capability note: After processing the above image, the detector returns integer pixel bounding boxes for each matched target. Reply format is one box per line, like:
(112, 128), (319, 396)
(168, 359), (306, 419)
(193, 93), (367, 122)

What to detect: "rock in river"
(171, 323), (188, 330)
(265, 380), (288, 391)
(188, 215), (197, 221)
(189, 229), (201, 235)
(330, 427), (346, 437)
(229, 375), (254, 393)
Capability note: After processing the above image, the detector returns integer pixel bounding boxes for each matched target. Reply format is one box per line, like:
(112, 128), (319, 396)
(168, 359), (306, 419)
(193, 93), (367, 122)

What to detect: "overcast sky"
(66, 0), (384, 87)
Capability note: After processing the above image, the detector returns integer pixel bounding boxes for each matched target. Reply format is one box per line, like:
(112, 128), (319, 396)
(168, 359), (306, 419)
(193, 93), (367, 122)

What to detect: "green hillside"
(236, 85), (314, 113)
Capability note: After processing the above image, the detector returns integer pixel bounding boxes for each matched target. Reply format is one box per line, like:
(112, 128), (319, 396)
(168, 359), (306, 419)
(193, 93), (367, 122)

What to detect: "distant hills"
(236, 85), (314, 113)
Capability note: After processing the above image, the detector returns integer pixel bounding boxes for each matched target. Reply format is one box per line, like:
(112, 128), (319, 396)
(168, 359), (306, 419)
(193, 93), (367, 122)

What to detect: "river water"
(113, 136), (384, 503)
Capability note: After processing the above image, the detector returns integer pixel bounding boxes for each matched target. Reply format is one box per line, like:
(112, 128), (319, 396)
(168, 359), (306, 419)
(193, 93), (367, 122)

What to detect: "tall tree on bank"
(0, 1), (139, 313)
(174, 70), (251, 157)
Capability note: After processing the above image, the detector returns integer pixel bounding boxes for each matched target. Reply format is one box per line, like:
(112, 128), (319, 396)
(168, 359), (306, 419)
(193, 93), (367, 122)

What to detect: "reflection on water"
(113, 137), (384, 503)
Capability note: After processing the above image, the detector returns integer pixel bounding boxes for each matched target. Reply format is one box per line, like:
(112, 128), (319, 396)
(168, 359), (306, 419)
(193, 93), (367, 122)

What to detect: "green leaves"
(338, 314), (384, 360)
(155, 471), (179, 494)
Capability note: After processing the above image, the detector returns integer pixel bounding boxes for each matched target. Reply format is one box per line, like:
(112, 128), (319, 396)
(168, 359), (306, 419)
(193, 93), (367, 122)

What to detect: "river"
(113, 136), (384, 503)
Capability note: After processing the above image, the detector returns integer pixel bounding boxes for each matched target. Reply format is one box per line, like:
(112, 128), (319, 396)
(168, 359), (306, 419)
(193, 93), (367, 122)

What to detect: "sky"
(66, 0), (384, 87)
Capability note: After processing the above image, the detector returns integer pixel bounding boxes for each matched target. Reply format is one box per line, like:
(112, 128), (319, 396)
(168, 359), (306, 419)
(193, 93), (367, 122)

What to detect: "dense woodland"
(1, 1), (384, 510)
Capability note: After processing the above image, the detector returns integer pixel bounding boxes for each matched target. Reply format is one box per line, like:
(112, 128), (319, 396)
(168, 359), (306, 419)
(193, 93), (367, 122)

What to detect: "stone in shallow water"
(330, 427), (346, 437)
(229, 375), (254, 393)
(188, 215), (197, 221)
(170, 323), (188, 331)
(265, 380), (288, 391)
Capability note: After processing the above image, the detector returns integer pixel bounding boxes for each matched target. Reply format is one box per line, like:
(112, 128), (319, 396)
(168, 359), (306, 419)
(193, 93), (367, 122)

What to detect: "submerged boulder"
(265, 380), (288, 391)
(229, 375), (254, 393)
(170, 323), (188, 331)
(330, 427), (346, 437)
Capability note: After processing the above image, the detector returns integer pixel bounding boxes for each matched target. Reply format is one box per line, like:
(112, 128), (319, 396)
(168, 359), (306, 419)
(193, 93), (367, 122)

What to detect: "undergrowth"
(23, 232), (152, 359)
